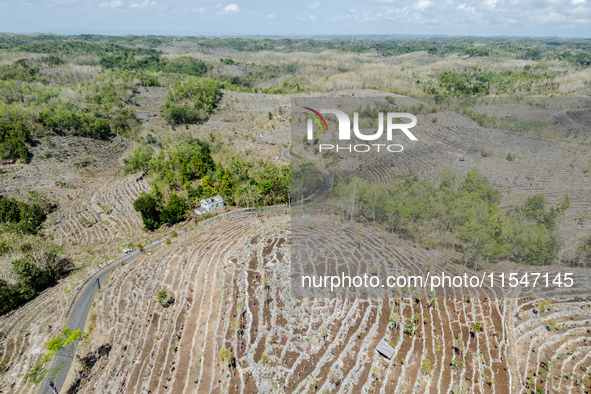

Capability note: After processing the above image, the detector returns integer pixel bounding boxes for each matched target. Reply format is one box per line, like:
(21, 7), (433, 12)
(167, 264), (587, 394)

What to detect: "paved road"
(40, 235), (176, 394)
(39, 207), (287, 393)
(40, 151), (328, 393)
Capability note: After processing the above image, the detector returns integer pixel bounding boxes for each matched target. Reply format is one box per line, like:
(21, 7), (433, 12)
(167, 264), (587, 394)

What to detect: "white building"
(195, 194), (224, 215)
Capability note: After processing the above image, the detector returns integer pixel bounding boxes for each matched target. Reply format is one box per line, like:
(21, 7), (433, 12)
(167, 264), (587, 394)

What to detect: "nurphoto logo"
(300, 106), (418, 153)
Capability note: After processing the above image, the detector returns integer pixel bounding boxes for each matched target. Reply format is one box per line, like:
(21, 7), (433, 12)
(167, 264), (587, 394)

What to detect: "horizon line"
(1, 31), (590, 40)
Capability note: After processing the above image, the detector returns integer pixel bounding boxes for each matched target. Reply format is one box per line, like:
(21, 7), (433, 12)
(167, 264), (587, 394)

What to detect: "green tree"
(160, 193), (189, 225)
(200, 176), (218, 199)
(523, 232), (556, 266)
(133, 191), (162, 230)
(0, 279), (18, 315)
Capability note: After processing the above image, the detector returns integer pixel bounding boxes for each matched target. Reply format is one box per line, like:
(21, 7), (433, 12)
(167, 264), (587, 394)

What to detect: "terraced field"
(55, 211), (590, 394)
(47, 171), (149, 248)
(0, 270), (87, 394)
(1, 90), (590, 394)
(70, 210), (290, 393)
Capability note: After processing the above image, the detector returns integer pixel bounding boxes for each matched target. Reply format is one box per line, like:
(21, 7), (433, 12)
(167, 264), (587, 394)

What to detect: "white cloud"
(296, 14), (318, 20)
(267, 13), (275, 18)
(129, 0), (156, 9)
(98, 0), (122, 9)
(220, 3), (239, 13)
(415, 0), (431, 10)
(571, 0), (585, 4)
(371, 0), (397, 4)
(308, 2), (320, 9)
(457, 2), (475, 12)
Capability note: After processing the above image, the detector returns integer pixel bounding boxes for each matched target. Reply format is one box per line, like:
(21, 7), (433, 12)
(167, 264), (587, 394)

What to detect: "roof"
(376, 341), (395, 359)
(200, 194), (223, 206)
(194, 207), (207, 215)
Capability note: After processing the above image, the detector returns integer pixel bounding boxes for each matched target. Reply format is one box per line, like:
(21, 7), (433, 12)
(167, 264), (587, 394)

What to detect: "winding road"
(40, 234), (175, 394)
(41, 150), (330, 393)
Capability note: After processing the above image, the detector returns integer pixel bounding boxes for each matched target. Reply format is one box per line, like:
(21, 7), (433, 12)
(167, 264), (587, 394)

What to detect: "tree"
(461, 169), (500, 205)
(200, 176), (218, 199)
(160, 193), (189, 225)
(133, 191), (161, 230)
(575, 236), (591, 267)
(524, 234), (556, 266)
(0, 279), (18, 315)
(560, 193), (571, 212)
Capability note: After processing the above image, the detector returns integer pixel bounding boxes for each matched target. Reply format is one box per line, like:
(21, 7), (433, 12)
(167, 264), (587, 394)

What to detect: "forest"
(333, 169), (571, 267)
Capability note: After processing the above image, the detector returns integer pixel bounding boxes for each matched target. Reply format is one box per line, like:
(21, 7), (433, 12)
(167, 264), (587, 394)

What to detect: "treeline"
(160, 77), (222, 125)
(171, 36), (591, 60)
(335, 169), (568, 266)
(0, 34), (172, 50)
(3, 34), (589, 65)
(422, 69), (549, 97)
(126, 136), (290, 230)
(6, 40), (209, 75)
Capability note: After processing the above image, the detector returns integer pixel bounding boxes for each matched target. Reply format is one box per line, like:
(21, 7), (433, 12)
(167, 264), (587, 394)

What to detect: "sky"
(0, 0), (589, 37)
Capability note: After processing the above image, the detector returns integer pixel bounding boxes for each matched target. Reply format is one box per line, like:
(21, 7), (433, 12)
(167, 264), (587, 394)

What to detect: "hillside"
(0, 34), (589, 393)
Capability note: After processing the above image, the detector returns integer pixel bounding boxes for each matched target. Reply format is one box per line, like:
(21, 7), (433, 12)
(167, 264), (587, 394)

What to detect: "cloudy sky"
(0, 0), (589, 37)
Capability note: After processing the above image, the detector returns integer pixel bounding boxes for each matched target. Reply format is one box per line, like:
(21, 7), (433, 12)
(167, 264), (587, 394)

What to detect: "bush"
(0, 115), (31, 163)
(143, 76), (161, 87)
(124, 144), (153, 174)
(0, 195), (46, 234)
(157, 290), (174, 307)
(161, 104), (206, 126)
(219, 348), (235, 366)
(160, 77), (222, 125)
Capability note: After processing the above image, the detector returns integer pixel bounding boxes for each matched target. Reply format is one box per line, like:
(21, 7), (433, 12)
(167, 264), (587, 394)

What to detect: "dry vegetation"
(0, 34), (590, 393)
